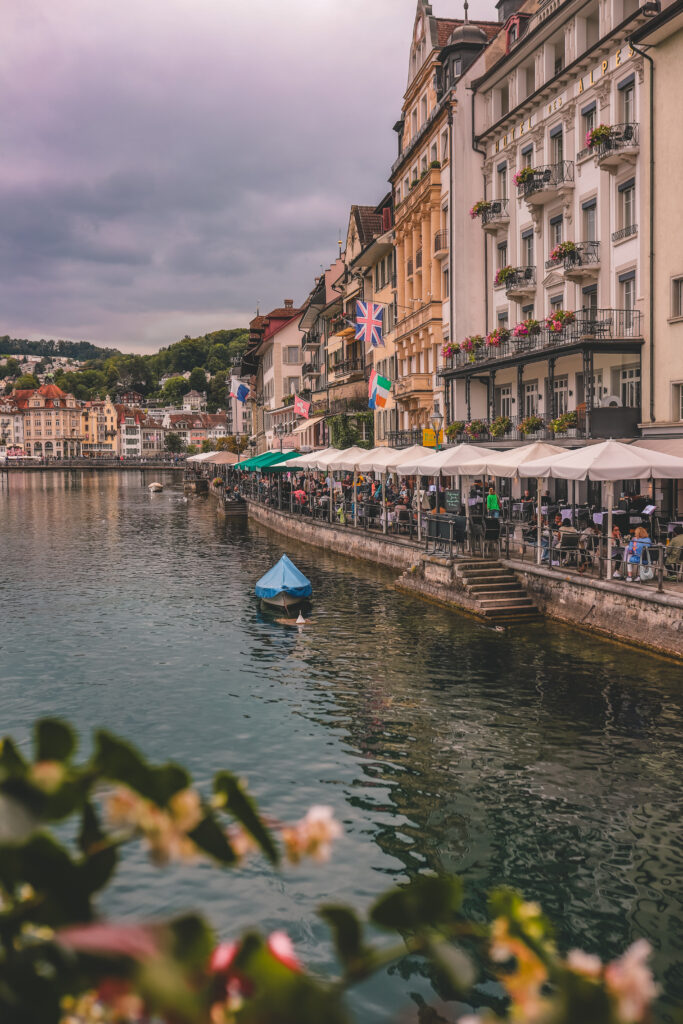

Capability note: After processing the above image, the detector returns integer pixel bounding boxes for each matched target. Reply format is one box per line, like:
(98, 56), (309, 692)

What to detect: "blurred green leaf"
(318, 905), (365, 969)
(214, 771), (278, 865)
(0, 737), (28, 778)
(370, 875), (463, 933)
(187, 812), (237, 865)
(78, 802), (117, 894)
(93, 731), (189, 804)
(167, 913), (215, 972)
(35, 720), (76, 763)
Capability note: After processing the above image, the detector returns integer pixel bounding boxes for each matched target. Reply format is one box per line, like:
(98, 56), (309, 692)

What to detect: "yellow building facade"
(81, 398), (118, 456)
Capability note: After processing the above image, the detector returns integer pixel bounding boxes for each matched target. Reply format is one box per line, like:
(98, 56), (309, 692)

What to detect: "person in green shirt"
(486, 487), (501, 518)
(665, 525), (683, 576)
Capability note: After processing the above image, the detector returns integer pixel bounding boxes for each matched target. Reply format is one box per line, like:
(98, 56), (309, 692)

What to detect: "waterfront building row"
(242, 0), (683, 454)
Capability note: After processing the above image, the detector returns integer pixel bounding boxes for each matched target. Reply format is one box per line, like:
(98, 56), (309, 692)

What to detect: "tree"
(165, 432), (183, 453)
(14, 374), (39, 390)
(161, 377), (190, 407)
(0, 357), (21, 379)
(200, 439), (213, 453)
(186, 444), (198, 455)
(188, 367), (208, 392)
(207, 343), (230, 374)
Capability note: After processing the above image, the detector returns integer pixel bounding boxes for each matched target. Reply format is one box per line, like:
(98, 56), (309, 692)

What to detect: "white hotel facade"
(440, 0), (668, 443)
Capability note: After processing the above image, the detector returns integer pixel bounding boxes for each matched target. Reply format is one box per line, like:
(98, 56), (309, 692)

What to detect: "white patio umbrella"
(522, 439), (683, 568)
(469, 442), (566, 479)
(309, 446), (370, 522)
(285, 447), (333, 468)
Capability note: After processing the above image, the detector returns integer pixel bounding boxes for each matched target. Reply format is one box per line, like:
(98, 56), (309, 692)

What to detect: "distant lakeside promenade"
(1, 458), (185, 472)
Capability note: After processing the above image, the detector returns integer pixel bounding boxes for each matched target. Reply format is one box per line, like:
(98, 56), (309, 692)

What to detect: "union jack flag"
(355, 301), (384, 348)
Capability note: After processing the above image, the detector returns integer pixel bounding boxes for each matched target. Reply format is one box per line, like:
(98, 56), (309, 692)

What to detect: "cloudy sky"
(2, 0), (497, 353)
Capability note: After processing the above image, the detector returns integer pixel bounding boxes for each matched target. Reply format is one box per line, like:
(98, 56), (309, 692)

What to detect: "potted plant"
(282, 394), (295, 406)
(446, 421), (465, 441)
(469, 199), (491, 219)
(465, 418), (488, 440)
(460, 335), (485, 363)
(545, 309), (576, 333)
(486, 326), (510, 347)
(513, 166), (536, 186)
(490, 415), (512, 438)
(494, 265), (517, 288)
(429, 159), (442, 169)
(513, 318), (541, 339)
(410, 178), (419, 189)
(549, 241), (578, 263)
(586, 123), (612, 148)
(441, 343), (456, 359)
(550, 410), (578, 436)
(520, 414), (544, 436)
(212, 477), (224, 487)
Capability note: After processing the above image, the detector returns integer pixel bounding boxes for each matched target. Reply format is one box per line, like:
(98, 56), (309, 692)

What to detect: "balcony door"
(524, 381), (538, 417)
(495, 385), (512, 418)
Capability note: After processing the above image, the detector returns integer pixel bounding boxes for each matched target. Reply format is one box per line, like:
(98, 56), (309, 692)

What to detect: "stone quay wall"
(246, 500), (683, 661)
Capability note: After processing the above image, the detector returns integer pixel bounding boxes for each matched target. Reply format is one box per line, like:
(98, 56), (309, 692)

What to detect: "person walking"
(486, 486), (501, 518)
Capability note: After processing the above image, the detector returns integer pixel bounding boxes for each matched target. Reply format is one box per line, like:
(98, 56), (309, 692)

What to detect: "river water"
(1, 470), (681, 1021)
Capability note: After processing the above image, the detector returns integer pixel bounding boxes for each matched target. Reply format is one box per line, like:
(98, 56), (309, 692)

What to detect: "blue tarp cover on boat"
(254, 554), (312, 600)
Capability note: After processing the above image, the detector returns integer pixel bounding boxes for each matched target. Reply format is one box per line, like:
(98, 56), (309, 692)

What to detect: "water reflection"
(1, 472), (681, 1022)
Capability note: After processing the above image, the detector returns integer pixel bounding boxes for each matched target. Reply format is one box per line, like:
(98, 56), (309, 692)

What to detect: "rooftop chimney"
(284, 299), (294, 309)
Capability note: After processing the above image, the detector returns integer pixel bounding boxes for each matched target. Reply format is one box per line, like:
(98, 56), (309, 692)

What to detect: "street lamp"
(275, 421), (285, 453)
(431, 408), (444, 517)
(274, 422), (285, 509)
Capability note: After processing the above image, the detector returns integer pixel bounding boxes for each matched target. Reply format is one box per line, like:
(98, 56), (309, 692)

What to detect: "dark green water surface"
(1, 471), (681, 1021)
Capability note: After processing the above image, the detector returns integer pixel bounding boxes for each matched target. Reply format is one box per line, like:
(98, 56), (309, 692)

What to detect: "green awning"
(235, 450), (300, 471)
(260, 451), (302, 472)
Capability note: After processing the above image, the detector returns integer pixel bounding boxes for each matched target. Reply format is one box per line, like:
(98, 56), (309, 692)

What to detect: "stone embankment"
(244, 499), (683, 661)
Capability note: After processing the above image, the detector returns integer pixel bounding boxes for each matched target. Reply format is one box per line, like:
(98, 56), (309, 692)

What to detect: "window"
(550, 294), (564, 312)
(582, 103), (596, 143)
(284, 346), (300, 364)
(620, 272), (636, 329)
(421, 95), (428, 125)
(522, 229), (534, 266)
(524, 382), (538, 416)
(619, 178), (636, 230)
(443, 266), (450, 297)
(430, 142), (437, 163)
(582, 200), (597, 242)
(583, 285), (598, 313)
(522, 303), (534, 319)
(498, 312), (509, 328)
(498, 385), (513, 418)
(521, 144), (533, 168)
(672, 277), (683, 318)
(553, 376), (569, 415)
(500, 84), (509, 116)
(441, 129), (449, 162)
(497, 163), (508, 200)
(550, 215), (563, 247)
(411, 110), (417, 135)
(620, 367), (641, 408)
(497, 241), (508, 270)
(550, 127), (563, 164)
(620, 79), (635, 124)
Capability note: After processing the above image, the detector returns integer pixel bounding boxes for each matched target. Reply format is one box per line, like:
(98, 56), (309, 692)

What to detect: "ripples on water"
(1, 471), (682, 1022)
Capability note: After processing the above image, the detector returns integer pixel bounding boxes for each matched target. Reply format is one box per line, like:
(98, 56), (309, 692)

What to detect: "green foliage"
(165, 432), (183, 453)
(0, 335), (121, 362)
(0, 357), (21, 379)
(0, 718), (659, 1024)
(188, 367), (208, 392)
(329, 412), (373, 450)
(14, 374), (39, 390)
(161, 376), (191, 406)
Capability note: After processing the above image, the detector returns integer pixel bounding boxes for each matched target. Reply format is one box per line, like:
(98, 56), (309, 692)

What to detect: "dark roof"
(436, 17), (500, 46)
(352, 205), (384, 245)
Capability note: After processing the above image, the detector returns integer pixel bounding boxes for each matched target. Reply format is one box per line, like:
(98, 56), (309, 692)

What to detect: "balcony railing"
(481, 198), (509, 227)
(518, 161), (574, 201)
(434, 230), (448, 254)
(445, 416), (584, 444)
(387, 429), (425, 448)
(502, 266), (536, 295)
(301, 362), (321, 376)
(439, 308), (643, 374)
(331, 357), (364, 379)
(612, 223), (638, 243)
(594, 123), (639, 164)
(544, 241), (600, 273)
(406, 258), (414, 277)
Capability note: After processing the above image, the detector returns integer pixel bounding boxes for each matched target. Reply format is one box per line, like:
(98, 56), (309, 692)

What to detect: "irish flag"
(368, 370), (391, 410)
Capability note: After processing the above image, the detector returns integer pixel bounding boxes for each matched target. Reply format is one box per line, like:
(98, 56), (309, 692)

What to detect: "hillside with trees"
(2, 328), (249, 411)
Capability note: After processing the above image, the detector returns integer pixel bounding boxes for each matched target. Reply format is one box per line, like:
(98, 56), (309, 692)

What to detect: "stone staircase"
(454, 560), (540, 624)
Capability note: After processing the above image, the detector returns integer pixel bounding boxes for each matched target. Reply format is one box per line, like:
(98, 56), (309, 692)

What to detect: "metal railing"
(434, 230), (448, 253)
(518, 161), (575, 199)
(388, 429), (424, 448)
(440, 308), (643, 373)
(503, 266), (536, 292)
(612, 223), (638, 243)
(406, 258), (414, 277)
(331, 357), (364, 378)
(481, 198), (509, 226)
(595, 122), (639, 160)
(301, 362), (321, 376)
(544, 241), (600, 271)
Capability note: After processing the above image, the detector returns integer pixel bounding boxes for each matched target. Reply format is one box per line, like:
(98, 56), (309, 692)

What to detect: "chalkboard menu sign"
(444, 489), (461, 512)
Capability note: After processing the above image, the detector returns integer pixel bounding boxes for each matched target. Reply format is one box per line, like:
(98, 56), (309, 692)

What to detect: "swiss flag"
(293, 394), (310, 419)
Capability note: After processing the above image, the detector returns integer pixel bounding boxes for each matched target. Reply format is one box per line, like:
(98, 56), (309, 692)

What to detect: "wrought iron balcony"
(301, 362), (321, 376)
(434, 230), (448, 257)
(594, 123), (639, 169)
(387, 429), (425, 448)
(517, 161), (574, 205)
(302, 333), (321, 350)
(439, 308), (643, 376)
(545, 241), (600, 280)
(331, 357), (365, 380)
(503, 266), (536, 298)
(481, 198), (510, 232)
(612, 223), (638, 243)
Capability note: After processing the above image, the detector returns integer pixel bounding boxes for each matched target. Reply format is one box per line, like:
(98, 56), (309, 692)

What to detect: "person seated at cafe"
(557, 519), (580, 565)
(523, 514), (539, 544)
(665, 525), (683, 574)
(625, 526), (652, 581)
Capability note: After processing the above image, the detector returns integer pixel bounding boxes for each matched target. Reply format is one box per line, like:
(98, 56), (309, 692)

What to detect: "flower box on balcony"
(520, 415), (544, 436)
(545, 310), (575, 333)
(464, 418), (489, 440)
(512, 318), (541, 339)
(470, 200), (491, 219)
(490, 415), (512, 438)
(494, 265), (516, 288)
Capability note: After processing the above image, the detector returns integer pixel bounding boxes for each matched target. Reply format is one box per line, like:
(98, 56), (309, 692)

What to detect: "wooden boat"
(255, 554), (312, 612)
(148, 482), (163, 492)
